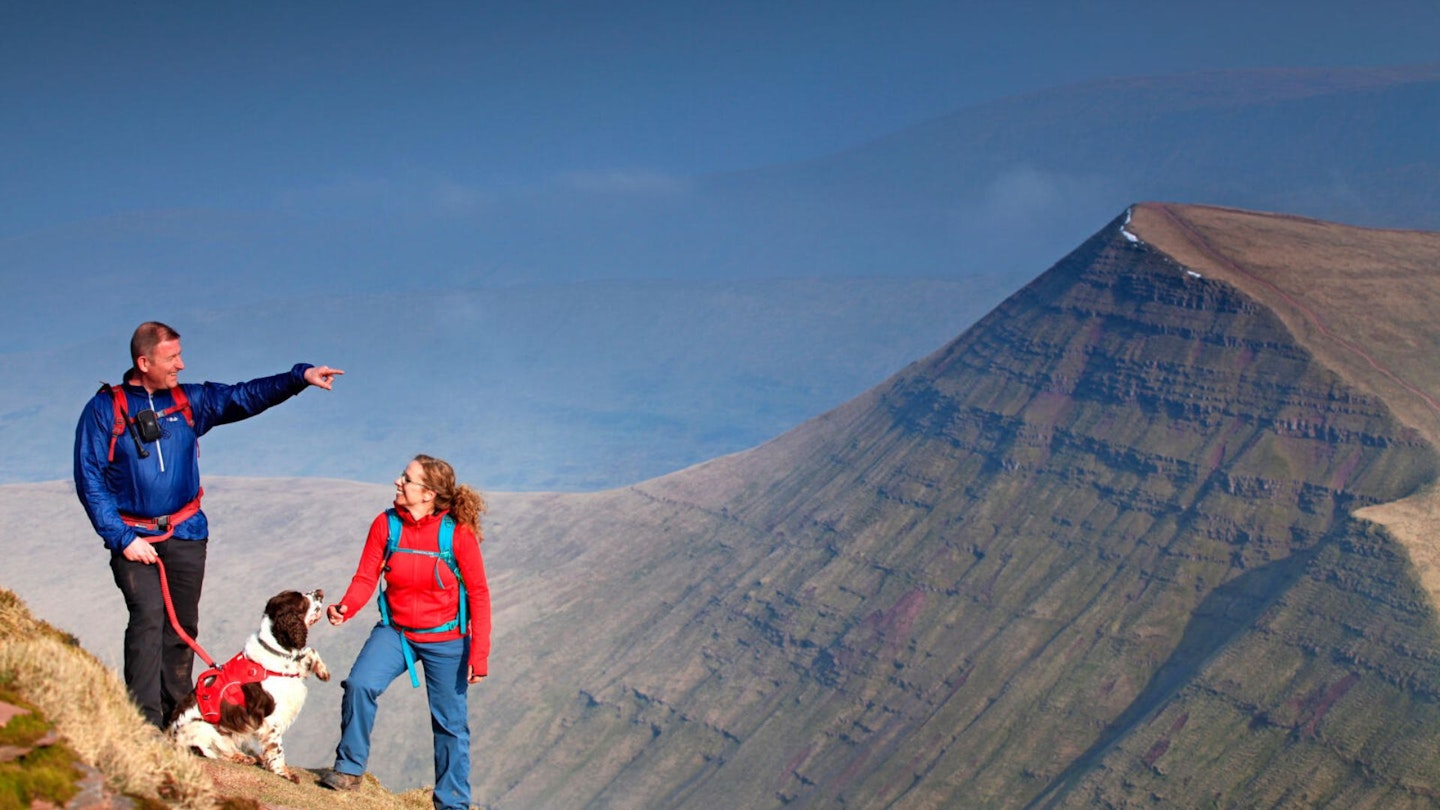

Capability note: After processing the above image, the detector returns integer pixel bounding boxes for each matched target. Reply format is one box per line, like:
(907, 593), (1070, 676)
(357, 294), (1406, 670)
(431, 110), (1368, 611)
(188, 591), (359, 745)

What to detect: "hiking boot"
(320, 770), (362, 791)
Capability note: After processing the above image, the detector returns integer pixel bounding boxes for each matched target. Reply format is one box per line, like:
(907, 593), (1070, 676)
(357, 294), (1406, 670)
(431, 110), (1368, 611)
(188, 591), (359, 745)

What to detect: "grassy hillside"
(0, 587), (438, 810)
(0, 477), (460, 798)
(0, 586), (214, 809)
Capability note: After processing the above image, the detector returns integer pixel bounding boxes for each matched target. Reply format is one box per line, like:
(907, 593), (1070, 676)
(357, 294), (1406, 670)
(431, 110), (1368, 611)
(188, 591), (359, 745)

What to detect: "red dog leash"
(155, 550), (296, 724)
(151, 539), (254, 725)
(119, 490), (219, 670)
(122, 493), (298, 724)
(153, 551), (219, 670)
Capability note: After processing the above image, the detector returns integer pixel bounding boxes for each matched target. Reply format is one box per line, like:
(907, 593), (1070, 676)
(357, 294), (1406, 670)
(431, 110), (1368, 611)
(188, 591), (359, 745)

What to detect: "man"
(73, 321), (344, 728)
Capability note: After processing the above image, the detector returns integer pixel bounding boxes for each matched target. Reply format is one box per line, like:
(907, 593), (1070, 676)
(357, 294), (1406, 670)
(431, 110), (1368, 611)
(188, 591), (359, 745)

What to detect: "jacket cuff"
(111, 530), (138, 552)
(290, 363), (314, 392)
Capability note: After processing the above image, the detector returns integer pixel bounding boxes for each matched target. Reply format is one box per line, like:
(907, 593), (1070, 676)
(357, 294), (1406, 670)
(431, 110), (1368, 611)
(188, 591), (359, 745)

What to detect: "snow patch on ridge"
(1120, 207), (1141, 244)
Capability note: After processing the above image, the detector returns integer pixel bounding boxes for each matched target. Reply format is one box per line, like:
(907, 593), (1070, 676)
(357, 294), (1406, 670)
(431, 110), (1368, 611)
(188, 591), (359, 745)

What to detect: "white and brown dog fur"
(166, 589), (330, 781)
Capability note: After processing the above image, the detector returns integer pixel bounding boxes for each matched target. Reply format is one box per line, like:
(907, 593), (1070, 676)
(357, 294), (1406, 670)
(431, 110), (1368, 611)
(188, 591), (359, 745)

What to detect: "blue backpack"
(379, 508), (468, 687)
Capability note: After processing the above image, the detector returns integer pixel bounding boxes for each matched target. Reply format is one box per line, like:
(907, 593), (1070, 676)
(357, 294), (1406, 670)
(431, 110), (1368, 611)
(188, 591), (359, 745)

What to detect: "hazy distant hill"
(0, 276), (1012, 489)
(643, 63), (1440, 290)
(4, 64), (1438, 492)
(10, 203), (1440, 807)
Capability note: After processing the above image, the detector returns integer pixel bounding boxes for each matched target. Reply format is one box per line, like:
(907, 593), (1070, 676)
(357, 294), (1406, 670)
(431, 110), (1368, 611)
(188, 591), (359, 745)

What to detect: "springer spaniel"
(166, 589), (330, 782)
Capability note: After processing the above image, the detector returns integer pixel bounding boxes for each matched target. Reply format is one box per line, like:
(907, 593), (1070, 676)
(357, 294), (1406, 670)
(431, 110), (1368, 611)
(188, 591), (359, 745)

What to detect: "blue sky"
(3, 0), (1438, 238)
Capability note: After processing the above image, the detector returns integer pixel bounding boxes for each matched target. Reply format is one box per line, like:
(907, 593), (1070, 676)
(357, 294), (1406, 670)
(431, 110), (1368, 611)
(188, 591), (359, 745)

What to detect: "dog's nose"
(314, 588), (325, 602)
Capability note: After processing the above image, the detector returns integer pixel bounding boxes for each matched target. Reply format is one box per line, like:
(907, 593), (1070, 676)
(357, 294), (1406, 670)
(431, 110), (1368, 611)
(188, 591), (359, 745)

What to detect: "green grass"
(0, 685), (81, 810)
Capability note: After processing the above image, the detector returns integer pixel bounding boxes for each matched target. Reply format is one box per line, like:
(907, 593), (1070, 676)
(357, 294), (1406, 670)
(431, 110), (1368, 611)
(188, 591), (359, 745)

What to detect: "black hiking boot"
(320, 770), (362, 791)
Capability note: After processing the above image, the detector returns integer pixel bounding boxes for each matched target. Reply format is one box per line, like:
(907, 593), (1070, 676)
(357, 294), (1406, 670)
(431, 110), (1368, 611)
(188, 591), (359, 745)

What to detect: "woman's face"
(394, 460), (434, 514)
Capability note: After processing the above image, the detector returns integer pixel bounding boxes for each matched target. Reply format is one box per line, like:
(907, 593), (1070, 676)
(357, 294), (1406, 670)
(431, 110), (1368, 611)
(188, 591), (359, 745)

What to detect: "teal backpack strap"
(378, 509), (401, 629)
(437, 515), (469, 632)
(379, 509), (422, 688)
(386, 509), (402, 553)
(438, 514), (453, 555)
(399, 636), (421, 689)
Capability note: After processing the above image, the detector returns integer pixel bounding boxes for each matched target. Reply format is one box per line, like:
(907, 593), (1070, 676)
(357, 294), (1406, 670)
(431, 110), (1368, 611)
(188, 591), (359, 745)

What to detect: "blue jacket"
(73, 363), (314, 551)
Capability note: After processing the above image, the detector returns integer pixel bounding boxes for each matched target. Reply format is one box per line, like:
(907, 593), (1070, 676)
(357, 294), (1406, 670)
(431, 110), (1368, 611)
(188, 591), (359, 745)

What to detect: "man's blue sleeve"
(192, 363), (315, 435)
(73, 395), (136, 551)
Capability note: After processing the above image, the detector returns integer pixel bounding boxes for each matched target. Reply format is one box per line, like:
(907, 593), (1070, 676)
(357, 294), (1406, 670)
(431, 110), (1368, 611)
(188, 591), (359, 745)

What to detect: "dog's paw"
(282, 768), (300, 784)
(315, 661), (331, 682)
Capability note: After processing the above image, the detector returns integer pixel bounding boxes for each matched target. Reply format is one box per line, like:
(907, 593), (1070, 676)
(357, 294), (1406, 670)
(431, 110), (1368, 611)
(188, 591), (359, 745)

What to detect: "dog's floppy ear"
(266, 591), (309, 650)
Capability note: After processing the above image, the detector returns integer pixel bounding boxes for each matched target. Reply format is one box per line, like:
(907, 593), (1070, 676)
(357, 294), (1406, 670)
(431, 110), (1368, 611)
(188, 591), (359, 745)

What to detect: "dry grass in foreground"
(0, 587), (212, 809)
(200, 759), (432, 810)
(0, 587), (429, 810)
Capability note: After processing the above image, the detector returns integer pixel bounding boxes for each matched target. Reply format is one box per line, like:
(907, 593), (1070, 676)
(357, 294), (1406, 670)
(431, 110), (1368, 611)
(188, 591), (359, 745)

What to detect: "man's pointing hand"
(305, 366), (345, 390)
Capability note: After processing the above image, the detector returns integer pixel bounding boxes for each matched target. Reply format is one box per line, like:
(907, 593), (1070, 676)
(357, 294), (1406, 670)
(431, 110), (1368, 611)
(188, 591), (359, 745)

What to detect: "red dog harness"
(194, 652), (300, 724)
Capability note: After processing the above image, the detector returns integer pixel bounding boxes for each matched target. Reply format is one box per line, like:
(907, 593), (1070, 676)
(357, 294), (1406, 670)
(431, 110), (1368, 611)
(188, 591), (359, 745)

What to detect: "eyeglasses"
(399, 472), (431, 490)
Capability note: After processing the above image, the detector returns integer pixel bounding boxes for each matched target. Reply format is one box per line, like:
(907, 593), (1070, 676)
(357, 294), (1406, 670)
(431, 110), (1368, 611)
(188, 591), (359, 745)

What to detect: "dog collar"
(258, 636), (304, 661)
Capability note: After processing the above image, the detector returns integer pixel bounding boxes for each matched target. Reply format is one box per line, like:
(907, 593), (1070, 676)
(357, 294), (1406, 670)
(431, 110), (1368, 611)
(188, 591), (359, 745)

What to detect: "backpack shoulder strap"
(163, 385), (195, 427)
(438, 514), (455, 557)
(98, 383), (128, 463)
(97, 383), (195, 462)
(438, 514), (467, 632)
(378, 508), (403, 629)
(385, 508), (403, 555)
(433, 515), (463, 584)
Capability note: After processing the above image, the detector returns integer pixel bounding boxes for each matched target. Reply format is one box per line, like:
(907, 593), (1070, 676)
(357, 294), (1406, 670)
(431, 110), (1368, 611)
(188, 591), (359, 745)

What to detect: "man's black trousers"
(109, 537), (208, 729)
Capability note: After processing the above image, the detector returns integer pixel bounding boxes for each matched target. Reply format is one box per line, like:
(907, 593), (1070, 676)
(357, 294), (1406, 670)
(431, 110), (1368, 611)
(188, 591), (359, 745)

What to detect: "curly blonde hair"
(413, 454), (486, 539)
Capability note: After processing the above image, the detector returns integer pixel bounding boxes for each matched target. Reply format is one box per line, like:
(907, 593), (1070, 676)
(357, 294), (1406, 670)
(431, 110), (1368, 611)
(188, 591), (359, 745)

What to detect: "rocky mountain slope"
(464, 203), (1440, 807)
(6, 203), (1440, 807)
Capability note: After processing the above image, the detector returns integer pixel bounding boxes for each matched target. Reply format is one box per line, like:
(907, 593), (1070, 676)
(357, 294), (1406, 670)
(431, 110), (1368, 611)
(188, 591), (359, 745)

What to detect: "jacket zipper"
(146, 392), (166, 473)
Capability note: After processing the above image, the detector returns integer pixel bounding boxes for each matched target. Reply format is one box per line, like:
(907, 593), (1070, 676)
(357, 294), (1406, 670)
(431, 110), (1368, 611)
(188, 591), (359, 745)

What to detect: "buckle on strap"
(119, 488), (204, 535)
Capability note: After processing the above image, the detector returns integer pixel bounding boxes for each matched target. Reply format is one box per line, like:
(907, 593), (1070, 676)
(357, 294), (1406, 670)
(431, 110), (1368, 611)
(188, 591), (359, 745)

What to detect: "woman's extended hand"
(327, 603), (348, 625)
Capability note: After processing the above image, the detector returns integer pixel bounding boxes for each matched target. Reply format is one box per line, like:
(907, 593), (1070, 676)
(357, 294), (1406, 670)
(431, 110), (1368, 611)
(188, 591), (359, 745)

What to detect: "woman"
(320, 454), (491, 810)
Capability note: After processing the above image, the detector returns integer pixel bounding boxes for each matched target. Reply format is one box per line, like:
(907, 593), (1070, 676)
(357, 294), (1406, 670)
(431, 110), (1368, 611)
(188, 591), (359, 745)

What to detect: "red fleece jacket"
(336, 509), (492, 676)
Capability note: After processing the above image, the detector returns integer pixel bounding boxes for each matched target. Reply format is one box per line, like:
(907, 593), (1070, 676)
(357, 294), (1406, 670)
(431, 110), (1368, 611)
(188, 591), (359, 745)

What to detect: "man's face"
(137, 338), (184, 391)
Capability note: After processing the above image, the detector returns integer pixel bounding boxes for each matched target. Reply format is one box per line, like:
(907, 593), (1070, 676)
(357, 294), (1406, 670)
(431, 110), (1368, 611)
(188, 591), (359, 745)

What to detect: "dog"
(166, 589), (330, 782)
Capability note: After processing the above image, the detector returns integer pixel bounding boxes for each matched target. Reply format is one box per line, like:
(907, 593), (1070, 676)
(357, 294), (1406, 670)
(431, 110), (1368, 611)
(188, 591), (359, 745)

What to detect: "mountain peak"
(612, 203), (1440, 805)
(1128, 201), (1440, 611)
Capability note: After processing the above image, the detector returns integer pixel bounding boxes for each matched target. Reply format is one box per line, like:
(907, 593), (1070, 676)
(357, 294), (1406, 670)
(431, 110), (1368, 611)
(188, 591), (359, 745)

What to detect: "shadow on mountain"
(1029, 543), (1319, 808)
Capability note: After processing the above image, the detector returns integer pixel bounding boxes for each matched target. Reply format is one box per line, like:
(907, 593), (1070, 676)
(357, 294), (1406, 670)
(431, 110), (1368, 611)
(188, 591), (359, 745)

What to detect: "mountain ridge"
(8, 204), (1440, 806)
(447, 203), (1440, 805)
(1129, 202), (1440, 609)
